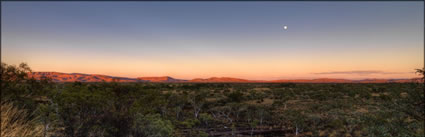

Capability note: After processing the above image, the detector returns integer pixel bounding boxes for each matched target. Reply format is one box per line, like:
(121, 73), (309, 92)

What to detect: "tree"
(1, 62), (32, 101)
(189, 90), (207, 119)
(416, 68), (425, 81)
(255, 105), (270, 126)
(249, 119), (259, 137)
(168, 93), (187, 120)
(283, 110), (307, 136)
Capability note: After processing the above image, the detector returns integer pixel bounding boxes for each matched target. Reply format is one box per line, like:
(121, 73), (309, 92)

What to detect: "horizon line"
(30, 71), (422, 81)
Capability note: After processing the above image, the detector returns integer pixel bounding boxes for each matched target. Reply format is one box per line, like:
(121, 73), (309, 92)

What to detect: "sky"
(1, 2), (424, 80)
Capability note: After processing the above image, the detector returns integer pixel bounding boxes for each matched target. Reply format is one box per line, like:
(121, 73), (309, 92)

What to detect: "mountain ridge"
(137, 76), (187, 82)
(28, 72), (422, 83)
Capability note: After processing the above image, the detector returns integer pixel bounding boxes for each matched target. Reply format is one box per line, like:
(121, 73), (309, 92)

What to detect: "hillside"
(28, 72), (422, 83)
(137, 76), (187, 82)
(29, 72), (145, 82)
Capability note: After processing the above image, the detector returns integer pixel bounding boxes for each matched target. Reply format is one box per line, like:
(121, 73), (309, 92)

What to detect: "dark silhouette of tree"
(416, 67), (425, 81)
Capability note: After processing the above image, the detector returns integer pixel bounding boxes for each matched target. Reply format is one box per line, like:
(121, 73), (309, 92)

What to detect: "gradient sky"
(2, 2), (424, 80)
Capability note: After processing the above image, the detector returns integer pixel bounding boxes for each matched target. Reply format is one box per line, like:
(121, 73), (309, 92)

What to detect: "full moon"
(283, 25), (288, 30)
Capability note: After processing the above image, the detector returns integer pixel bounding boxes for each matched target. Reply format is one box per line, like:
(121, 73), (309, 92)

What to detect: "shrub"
(1, 101), (43, 137)
(132, 114), (174, 137)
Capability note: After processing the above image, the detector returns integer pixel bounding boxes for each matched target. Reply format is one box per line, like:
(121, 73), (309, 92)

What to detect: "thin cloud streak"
(313, 70), (413, 75)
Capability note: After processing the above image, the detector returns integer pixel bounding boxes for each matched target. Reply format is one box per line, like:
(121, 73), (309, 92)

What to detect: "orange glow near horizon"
(2, 50), (422, 80)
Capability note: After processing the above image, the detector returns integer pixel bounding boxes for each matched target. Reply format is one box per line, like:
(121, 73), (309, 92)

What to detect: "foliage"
(132, 114), (174, 137)
(1, 101), (43, 137)
(1, 62), (424, 137)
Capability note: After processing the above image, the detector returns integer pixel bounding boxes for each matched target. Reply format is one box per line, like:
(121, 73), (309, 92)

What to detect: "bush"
(1, 101), (43, 137)
(132, 114), (174, 137)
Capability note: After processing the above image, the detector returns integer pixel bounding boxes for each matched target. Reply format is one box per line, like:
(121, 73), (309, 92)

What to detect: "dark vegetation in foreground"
(1, 62), (424, 137)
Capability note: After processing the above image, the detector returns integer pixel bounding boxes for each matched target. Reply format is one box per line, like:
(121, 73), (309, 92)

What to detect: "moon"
(283, 25), (288, 30)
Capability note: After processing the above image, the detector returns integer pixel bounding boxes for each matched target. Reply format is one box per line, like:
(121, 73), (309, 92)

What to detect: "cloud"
(313, 70), (412, 75)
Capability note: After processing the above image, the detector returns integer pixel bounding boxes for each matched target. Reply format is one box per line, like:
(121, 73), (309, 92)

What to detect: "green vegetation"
(1, 63), (424, 137)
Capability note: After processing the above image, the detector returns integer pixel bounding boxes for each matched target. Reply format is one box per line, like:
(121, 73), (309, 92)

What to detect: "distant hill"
(29, 72), (146, 82)
(269, 78), (352, 83)
(137, 76), (187, 82)
(28, 72), (422, 83)
(354, 78), (423, 83)
(189, 77), (258, 83)
(269, 78), (422, 83)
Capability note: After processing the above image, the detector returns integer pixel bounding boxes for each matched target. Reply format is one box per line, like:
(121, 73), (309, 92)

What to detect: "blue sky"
(2, 2), (423, 80)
